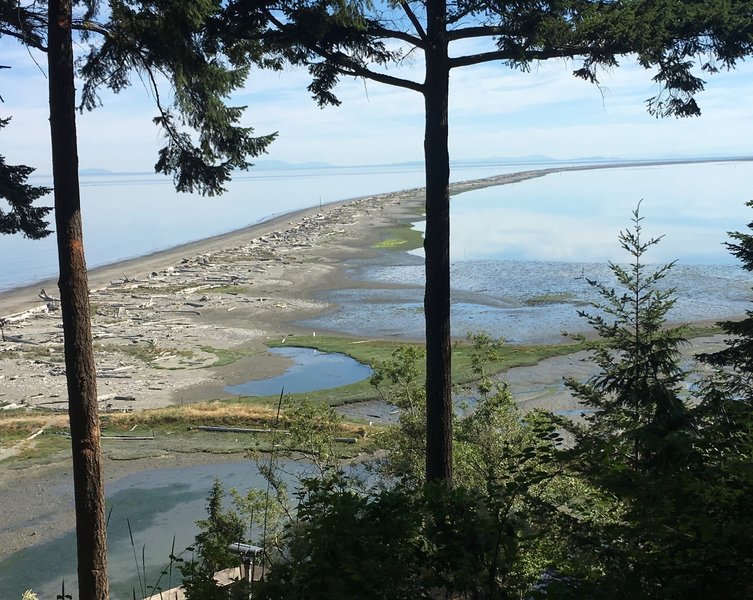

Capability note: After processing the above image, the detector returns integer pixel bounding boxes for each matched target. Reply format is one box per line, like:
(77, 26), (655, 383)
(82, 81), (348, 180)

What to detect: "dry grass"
(0, 414), (69, 428)
(104, 401), (283, 430)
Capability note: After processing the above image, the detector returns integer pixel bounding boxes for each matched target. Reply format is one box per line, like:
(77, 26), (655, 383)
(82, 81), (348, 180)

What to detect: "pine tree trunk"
(48, 1), (109, 598)
(423, 0), (452, 483)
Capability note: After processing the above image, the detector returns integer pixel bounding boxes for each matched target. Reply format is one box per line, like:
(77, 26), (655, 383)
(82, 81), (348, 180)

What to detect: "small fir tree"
(700, 199), (753, 393)
(561, 205), (753, 598)
(0, 118), (51, 239)
(566, 203), (691, 468)
(180, 480), (245, 600)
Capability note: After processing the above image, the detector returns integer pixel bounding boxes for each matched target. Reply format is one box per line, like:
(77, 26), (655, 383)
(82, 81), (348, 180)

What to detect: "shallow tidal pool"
(225, 346), (373, 397)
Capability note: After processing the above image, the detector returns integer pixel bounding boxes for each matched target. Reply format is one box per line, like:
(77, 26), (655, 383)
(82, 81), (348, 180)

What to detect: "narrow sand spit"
(0, 166), (582, 415)
(0, 189), (420, 413)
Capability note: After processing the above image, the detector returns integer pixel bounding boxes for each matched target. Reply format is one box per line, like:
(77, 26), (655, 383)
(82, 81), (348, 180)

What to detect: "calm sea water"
(0, 161), (540, 292)
(225, 346), (373, 396)
(2, 160), (752, 595)
(0, 460), (315, 600)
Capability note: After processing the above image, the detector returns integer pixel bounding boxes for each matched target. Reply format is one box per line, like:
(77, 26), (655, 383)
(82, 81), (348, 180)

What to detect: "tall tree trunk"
(423, 0), (452, 483)
(48, 2), (109, 598)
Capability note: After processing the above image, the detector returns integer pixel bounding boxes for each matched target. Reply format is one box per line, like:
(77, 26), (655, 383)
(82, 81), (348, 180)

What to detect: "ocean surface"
(2, 159), (753, 596)
(0, 459), (341, 600)
(0, 160), (547, 292)
(3, 159), (753, 340)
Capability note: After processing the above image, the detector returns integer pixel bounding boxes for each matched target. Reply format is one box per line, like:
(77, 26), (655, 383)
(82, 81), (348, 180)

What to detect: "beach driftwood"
(3, 335), (39, 344)
(191, 426), (358, 443)
(57, 432), (153, 439)
(38, 289), (60, 303)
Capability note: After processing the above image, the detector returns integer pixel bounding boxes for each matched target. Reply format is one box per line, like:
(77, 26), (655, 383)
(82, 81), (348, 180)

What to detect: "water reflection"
(417, 162), (753, 264)
(1, 161), (534, 292)
(300, 260), (750, 343)
(302, 162), (753, 341)
(225, 347), (373, 396)
(0, 461), (300, 599)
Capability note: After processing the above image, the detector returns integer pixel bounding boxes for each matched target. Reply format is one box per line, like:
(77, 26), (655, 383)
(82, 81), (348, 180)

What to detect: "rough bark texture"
(423, 0), (453, 483)
(48, 1), (109, 598)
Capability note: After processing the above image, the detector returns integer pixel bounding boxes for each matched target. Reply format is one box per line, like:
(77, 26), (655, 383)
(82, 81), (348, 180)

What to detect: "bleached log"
(38, 289), (59, 302)
(2, 306), (49, 323)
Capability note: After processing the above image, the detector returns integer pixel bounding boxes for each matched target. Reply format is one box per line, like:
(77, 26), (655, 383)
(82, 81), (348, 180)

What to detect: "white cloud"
(2, 34), (752, 172)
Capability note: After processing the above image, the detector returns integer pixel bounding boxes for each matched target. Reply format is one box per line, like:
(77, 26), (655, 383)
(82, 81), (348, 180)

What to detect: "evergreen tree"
(0, 118), (51, 239)
(180, 480), (246, 600)
(3, 4), (275, 598)
(700, 199), (753, 389)
(562, 205), (753, 598)
(221, 0), (753, 482)
(566, 203), (691, 468)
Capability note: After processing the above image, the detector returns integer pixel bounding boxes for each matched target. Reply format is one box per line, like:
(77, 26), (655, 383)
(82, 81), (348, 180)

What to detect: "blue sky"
(2, 34), (753, 175)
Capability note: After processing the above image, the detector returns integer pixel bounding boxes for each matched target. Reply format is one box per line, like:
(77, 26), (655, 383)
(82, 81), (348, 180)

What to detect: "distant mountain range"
(78, 153), (753, 176)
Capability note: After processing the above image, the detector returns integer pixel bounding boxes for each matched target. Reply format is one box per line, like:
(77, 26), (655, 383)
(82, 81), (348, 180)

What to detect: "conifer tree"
(3, 4), (274, 598)
(700, 199), (753, 388)
(566, 204), (691, 467)
(221, 0), (753, 482)
(563, 206), (753, 597)
(0, 118), (51, 239)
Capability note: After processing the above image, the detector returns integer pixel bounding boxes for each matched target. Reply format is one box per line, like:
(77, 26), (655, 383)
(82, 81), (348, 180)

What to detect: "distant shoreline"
(4, 155), (750, 310)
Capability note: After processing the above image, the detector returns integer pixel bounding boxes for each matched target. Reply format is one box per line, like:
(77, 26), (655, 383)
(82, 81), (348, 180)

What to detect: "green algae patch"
(373, 224), (424, 252)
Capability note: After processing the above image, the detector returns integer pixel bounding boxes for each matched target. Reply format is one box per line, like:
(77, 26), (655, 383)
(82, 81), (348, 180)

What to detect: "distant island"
(76, 153), (753, 177)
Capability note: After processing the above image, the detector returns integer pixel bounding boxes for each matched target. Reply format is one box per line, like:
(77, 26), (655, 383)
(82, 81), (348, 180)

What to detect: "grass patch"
(200, 345), (258, 367)
(374, 239), (409, 249)
(102, 401), (281, 431)
(0, 403), (377, 466)
(96, 342), (194, 367)
(684, 323), (725, 338)
(373, 224), (424, 252)
(523, 292), (578, 306)
(0, 418), (71, 466)
(102, 403), (376, 458)
(244, 334), (584, 406)
(9, 433), (70, 465)
(0, 344), (64, 361)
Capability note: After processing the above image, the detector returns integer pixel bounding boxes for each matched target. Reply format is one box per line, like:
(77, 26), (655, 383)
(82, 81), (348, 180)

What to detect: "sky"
(2, 32), (753, 175)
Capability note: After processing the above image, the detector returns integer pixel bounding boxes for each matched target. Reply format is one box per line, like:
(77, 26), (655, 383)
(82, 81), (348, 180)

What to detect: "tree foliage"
(2, 1), (277, 196)
(180, 480), (247, 600)
(700, 200), (753, 384)
(2, 4), (277, 598)
(0, 118), (51, 239)
(566, 203), (692, 468)
(184, 206), (753, 598)
(560, 204), (753, 598)
(216, 0), (753, 482)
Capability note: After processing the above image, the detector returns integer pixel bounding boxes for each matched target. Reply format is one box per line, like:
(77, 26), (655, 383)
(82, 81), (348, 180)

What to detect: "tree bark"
(48, 1), (109, 598)
(423, 0), (452, 483)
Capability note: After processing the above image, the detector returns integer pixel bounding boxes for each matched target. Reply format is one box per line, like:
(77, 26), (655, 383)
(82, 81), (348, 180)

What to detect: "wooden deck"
(143, 564), (266, 600)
